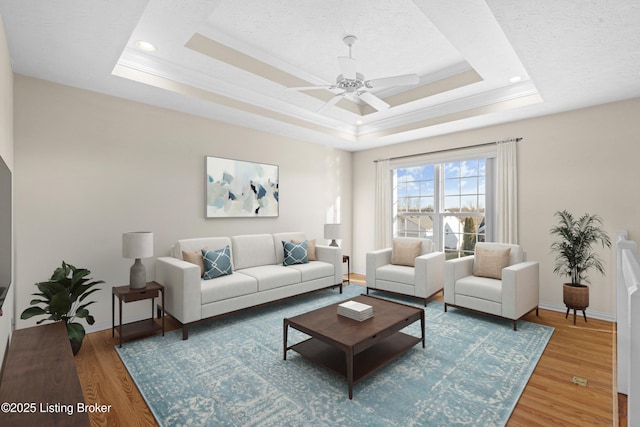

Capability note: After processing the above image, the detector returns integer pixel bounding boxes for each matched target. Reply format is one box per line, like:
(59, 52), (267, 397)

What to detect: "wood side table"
(342, 255), (350, 285)
(112, 281), (164, 347)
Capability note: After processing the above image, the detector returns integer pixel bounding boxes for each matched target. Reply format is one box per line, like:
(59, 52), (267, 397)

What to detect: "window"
(393, 157), (493, 259)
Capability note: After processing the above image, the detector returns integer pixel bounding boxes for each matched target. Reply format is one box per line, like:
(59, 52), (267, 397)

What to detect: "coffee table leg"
(283, 319), (289, 360)
(346, 348), (354, 399)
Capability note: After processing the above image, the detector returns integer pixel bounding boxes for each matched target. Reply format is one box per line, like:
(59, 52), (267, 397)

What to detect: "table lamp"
(122, 231), (153, 289)
(324, 224), (342, 247)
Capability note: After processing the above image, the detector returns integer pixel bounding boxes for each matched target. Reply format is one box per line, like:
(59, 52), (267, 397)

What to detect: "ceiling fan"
(286, 35), (419, 113)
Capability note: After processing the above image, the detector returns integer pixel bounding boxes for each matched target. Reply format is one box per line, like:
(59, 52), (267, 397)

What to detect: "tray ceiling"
(1, 0), (639, 151)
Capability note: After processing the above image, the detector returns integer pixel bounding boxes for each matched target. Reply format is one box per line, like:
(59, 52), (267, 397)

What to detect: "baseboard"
(539, 302), (616, 323)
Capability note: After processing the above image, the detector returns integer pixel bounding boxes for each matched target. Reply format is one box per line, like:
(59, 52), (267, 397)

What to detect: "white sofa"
(366, 238), (445, 306)
(444, 242), (539, 330)
(155, 232), (342, 339)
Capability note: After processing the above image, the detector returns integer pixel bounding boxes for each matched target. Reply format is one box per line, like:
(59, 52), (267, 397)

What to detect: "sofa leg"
(536, 306), (539, 317)
(423, 298), (427, 307)
(444, 303), (448, 313)
(340, 283), (343, 294)
(513, 320), (518, 331)
(182, 325), (189, 340)
(366, 287), (370, 295)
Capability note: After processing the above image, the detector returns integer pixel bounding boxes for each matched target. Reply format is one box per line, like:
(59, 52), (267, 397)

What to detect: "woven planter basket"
(563, 283), (589, 309)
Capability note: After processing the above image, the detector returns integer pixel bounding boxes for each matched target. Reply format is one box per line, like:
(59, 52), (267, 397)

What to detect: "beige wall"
(13, 75), (352, 332)
(353, 97), (640, 320)
(0, 14), (13, 366)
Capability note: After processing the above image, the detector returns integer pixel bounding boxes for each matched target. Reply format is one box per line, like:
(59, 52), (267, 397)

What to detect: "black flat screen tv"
(0, 155), (11, 311)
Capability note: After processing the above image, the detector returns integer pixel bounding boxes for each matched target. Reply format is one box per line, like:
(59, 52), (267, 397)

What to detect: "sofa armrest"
(444, 256), (475, 304)
(414, 251), (445, 298)
(155, 257), (202, 324)
(315, 244), (342, 285)
(366, 248), (393, 288)
(501, 261), (540, 319)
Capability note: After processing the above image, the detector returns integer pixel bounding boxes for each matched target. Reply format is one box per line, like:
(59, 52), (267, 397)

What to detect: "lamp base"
(329, 240), (339, 247)
(129, 259), (147, 289)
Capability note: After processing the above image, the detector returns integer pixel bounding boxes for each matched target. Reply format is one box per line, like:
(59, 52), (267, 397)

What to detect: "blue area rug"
(116, 285), (553, 427)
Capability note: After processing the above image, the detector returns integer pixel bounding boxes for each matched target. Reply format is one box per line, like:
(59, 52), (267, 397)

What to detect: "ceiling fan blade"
(318, 93), (344, 113)
(358, 91), (390, 111)
(366, 73), (419, 88)
(337, 56), (357, 80)
(285, 85), (334, 92)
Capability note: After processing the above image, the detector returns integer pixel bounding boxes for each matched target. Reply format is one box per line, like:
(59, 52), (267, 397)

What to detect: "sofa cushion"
(231, 234), (277, 270)
(455, 275), (503, 303)
(376, 264), (415, 286)
(174, 237), (231, 260)
(293, 239), (316, 261)
(201, 272), (258, 304)
(392, 239), (422, 267)
(239, 265), (300, 291)
(287, 261), (333, 282)
(182, 250), (205, 277)
(273, 232), (307, 264)
(283, 240), (308, 265)
(202, 246), (233, 280)
(473, 246), (510, 279)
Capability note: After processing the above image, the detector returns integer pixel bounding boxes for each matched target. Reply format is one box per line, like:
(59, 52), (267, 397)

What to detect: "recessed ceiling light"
(509, 75), (523, 83)
(135, 40), (156, 52)
(356, 120), (363, 125)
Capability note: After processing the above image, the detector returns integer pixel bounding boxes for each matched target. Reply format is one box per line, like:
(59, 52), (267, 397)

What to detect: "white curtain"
(375, 159), (392, 249)
(496, 140), (518, 244)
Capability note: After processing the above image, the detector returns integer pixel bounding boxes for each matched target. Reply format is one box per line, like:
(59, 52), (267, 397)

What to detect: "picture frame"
(205, 156), (279, 218)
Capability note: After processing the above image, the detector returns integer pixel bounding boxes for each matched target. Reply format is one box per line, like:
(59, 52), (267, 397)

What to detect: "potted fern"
(21, 261), (103, 355)
(549, 210), (611, 322)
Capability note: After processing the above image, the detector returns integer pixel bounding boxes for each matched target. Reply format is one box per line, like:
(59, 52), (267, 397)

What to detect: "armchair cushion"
(392, 239), (422, 267)
(473, 246), (510, 279)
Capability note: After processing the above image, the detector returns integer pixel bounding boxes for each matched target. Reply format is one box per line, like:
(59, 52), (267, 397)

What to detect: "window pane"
(444, 178), (460, 196)
(445, 162), (460, 178)
(395, 215), (434, 239)
(460, 177), (478, 195)
(444, 196), (460, 212)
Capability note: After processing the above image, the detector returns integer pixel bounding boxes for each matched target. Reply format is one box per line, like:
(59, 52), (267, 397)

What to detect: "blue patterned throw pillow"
(202, 246), (233, 280)
(282, 240), (308, 266)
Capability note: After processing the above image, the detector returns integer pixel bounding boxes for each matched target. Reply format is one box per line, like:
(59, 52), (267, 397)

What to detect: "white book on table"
(337, 300), (373, 320)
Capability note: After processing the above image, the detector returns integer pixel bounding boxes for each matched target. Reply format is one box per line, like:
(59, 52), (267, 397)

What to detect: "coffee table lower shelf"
(289, 332), (420, 386)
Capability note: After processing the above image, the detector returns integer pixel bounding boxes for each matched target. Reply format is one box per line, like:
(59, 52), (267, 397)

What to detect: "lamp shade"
(324, 224), (342, 240)
(122, 232), (153, 259)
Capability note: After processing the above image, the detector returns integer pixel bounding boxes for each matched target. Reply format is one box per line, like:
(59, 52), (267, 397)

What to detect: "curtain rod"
(373, 137), (522, 163)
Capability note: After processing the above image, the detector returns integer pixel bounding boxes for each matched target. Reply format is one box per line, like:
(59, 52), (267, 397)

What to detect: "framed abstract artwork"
(205, 156), (279, 218)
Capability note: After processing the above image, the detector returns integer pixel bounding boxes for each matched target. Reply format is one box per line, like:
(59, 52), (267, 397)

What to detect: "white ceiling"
(1, 0), (639, 151)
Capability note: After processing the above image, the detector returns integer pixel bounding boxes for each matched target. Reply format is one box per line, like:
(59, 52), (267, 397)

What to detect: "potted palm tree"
(549, 210), (611, 322)
(21, 261), (103, 355)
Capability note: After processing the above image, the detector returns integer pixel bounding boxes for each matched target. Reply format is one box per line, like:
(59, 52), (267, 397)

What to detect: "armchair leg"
(536, 306), (539, 317)
(513, 320), (518, 331)
(444, 303), (448, 313)
(366, 287), (370, 295)
(423, 298), (427, 307)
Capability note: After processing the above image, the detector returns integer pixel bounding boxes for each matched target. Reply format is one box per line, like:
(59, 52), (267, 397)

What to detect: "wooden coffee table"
(283, 294), (425, 399)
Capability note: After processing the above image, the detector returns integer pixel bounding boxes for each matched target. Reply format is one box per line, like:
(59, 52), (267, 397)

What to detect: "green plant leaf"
(49, 292), (72, 317)
(67, 322), (85, 343)
(86, 315), (95, 325)
(20, 306), (46, 319)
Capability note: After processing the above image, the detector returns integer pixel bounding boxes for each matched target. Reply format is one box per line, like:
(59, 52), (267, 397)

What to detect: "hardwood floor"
(75, 275), (621, 426)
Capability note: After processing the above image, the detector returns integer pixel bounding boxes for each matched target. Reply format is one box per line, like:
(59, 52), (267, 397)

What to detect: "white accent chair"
(366, 238), (445, 306)
(444, 242), (539, 330)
